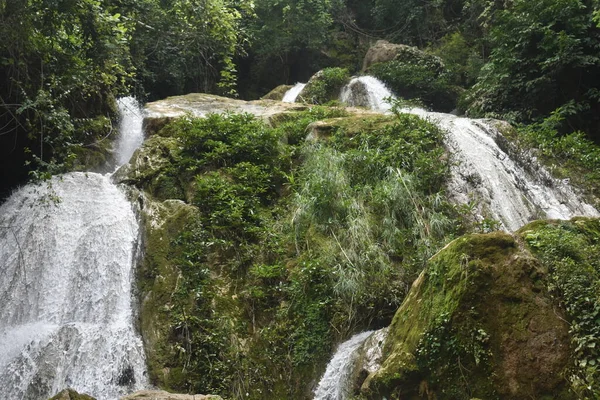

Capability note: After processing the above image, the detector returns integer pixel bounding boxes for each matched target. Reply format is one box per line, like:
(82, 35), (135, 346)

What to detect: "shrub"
(300, 67), (351, 104)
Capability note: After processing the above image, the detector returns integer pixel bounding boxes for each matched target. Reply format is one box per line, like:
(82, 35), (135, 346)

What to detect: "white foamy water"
(314, 329), (387, 400)
(0, 99), (148, 399)
(115, 97), (144, 166)
(340, 76), (599, 231)
(339, 76), (394, 112)
(283, 83), (307, 103)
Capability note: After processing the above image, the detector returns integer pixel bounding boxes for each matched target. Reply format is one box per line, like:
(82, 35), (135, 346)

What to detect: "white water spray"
(0, 99), (148, 399)
(115, 97), (145, 166)
(339, 76), (394, 112)
(340, 76), (599, 230)
(314, 329), (387, 400)
(282, 83), (307, 103)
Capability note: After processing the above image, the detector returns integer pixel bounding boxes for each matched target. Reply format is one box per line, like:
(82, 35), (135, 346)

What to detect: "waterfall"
(0, 99), (148, 399)
(339, 76), (599, 231)
(339, 76), (394, 112)
(283, 83), (307, 103)
(115, 97), (145, 166)
(314, 329), (387, 400)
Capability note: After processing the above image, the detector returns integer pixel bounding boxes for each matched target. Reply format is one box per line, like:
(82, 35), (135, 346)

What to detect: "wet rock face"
(363, 231), (573, 399)
(49, 389), (96, 400)
(261, 84), (293, 100)
(362, 40), (446, 73)
(362, 40), (412, 71)
(120, 390), (222, 400)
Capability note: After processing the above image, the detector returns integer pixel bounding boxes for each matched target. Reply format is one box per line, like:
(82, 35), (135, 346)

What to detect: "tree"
(466, 0), (600, 137)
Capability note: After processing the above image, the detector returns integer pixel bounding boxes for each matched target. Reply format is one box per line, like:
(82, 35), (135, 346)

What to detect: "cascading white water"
(0, 99), (148, 399)
(314, 328), (388, 400)
(314, 331), (374, 400)
(282, 83), (307, 103)
(340, 76), (599, 231)
(339, 76), (394, 112)
(115, 97), (145, 166)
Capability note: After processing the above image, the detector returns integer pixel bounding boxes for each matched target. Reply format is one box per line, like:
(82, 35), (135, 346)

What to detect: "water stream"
(313, 76), (600, 399)
(0, 98), (147, 399)
(314, 329), (388, 400)
(282, 83), (307, 103)
(338, 76), (599, 231)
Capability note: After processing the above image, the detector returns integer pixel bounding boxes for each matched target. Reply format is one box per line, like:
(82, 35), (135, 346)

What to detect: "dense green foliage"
(138, 107), (462, 398)
(523, 219), (600, 397)
(5, 0), (600, 196)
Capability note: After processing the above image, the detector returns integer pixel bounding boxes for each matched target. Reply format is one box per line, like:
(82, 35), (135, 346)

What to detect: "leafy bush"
(510, 111), (600, 205)
(370, 60), (459, 112)
(300, 67), (350, 104)
(523, 220), (600, 397)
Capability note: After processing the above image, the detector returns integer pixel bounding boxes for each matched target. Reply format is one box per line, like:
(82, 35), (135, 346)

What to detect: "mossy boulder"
(365, 41), (459, 112)
(114, 136), (186, 202)
(362, 40), (418, 71)
(299, 68), (350, 105)
(362, 231), (573, 399)
(49, 389), (95, 400)
(137, 198), (200, 389)
(261, 84), (293, 100)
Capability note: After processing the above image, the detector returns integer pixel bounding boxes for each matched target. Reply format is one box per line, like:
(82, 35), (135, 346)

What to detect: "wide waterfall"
(282, 83), (307, 103)
(339, 76), (599, 231)
(0, 98), (147, 399)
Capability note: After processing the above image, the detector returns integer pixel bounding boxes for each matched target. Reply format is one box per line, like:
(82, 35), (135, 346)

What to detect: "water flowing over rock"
(115, 97), (145, 167)
(282, 83), (307, 103)
(339, 76), (599, 230)
(339, 76), (393, 113)
(314, 329), (387, 400)
(0, 101), (148, 399)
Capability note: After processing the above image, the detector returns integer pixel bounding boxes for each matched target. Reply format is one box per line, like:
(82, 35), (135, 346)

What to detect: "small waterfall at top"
(283, 83), (307, 103)
(339, 76), (599, 231)
(0, 98), (147, 399)
(314, 329), (388, 400)
(115, 97), (145, 166)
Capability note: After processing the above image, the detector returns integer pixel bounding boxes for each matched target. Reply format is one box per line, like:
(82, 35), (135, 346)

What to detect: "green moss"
(134, 107), (464, 399)
(301, 68), (350, 105)
(369, 59), (459, 112)
(520, 218), (600, 397)
(261, 84), (293, 100)
(365, 231), (573, 399)
(138, 199), (200, 389)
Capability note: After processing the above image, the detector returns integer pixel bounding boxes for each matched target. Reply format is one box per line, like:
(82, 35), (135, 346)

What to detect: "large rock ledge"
(143, 93), (307, 136)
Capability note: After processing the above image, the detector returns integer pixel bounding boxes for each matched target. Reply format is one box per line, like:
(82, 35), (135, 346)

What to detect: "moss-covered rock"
(114, 136), (187, 202)
(48, 389), (95, 400)
(137, 198), (200, 389)
(520, 218), (600, 397)
(364, 41), (460, 112)
(299, 68), (350, 105)
(261, 84), (293, 101)
(362, 231), (573, 399)
(362, 40), (417, 71)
